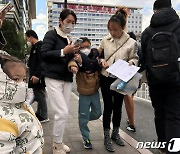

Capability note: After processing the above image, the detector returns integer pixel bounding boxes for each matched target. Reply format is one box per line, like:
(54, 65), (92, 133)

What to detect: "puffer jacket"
(41, 28), (74, 82)
(0, 67), (44, 153)
(141, 8), (180, 87)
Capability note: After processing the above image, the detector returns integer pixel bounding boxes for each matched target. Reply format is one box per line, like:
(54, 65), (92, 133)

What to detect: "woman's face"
(108, 21), (124, 39)
(60, 14), (76, 29)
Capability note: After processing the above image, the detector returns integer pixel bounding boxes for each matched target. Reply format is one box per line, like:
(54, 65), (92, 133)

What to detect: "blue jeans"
(78, 91), (101, 141)
(33, 87), (48, 119)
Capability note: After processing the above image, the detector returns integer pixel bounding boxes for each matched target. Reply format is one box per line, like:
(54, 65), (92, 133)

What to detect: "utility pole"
(64, 0), (67, 8)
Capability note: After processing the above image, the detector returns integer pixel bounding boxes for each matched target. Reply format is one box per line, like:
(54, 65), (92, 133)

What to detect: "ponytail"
(108, 6), (129, 30)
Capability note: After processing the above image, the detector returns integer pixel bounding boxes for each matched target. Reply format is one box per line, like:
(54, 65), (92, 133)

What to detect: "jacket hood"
(0, 65), (27, 104)
(150, 8), (179, 28)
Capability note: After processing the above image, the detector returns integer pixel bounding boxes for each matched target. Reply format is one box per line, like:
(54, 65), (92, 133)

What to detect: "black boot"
(111, 127), (125, 146)
(104, 129), (115, 152)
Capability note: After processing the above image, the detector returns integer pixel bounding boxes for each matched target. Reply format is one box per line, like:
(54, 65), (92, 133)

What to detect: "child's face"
(3, 62), (26, 83)
(80, 41), (91, 50)
(108, 21), (123, 39)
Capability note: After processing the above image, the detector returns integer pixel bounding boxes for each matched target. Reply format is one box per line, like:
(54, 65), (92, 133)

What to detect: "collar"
(55, 27), (72, 43)
(55, 27), (69, 39)
(106, 32), (130, 46)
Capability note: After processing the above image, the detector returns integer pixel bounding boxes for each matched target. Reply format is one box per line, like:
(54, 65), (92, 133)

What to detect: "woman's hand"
(71, 66), (78, 74)
(30, 76), (39, 84)
(74, 53), (82, 64)
(63, 41), (79, 54)
(101, 60), (109, 69)
(128, 61), (135, 66)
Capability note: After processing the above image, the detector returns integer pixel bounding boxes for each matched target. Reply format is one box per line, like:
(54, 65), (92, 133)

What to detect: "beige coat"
(99, 32), (139, 77)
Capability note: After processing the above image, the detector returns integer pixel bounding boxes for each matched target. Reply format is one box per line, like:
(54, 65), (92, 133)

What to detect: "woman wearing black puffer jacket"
(41, 9), (79, 154)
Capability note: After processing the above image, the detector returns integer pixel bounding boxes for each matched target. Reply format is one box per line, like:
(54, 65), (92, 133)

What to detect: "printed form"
(106, 59), (140, 82)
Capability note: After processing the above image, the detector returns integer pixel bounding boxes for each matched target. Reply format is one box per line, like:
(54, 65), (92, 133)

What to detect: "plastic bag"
(110, 72), (142, 95)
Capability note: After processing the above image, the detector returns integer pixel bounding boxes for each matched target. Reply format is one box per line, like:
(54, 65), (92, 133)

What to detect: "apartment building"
(47, 0), (142, 46)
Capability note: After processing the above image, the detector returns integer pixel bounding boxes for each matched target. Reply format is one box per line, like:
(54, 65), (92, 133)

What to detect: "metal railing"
(134, 83), (151, 101)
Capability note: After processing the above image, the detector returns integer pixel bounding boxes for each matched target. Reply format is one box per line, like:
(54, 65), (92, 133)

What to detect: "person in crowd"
(0, 54), (44, 153)
(41, 8), (79, 154)
(68, 37), (101, 149)
(124, 31), (141, 133)
(141, 0), (180, 153)
(25, 30), (49, 123)
(98, 7), (138, 152)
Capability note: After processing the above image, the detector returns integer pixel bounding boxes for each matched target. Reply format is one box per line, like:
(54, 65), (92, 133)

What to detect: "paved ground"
(33, 93), (153, 154)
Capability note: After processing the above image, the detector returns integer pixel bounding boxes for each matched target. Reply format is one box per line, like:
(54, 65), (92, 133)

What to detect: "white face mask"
(0, 70), (27, 104)
(62, 23), (74, 34)
(80, 48), (91, 56)
(27, 41), (32, 48)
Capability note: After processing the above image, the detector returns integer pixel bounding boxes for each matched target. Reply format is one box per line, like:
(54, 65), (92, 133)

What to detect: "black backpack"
(146, 21), (180, 85)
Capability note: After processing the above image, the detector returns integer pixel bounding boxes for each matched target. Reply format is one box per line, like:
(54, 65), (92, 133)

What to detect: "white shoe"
(53, 142), (70, 154)
(62, 143), (70, 153)
(53, 142), (66, 154)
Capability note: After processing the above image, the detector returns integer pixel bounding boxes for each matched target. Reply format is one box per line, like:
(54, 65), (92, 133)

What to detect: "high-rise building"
(0, 0), (36, 31)
(47, 0), (142, 46)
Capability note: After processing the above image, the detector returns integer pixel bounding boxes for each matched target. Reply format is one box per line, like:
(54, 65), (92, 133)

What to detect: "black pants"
(100, 75), (124, 130)
(149, 85), (180, 154)
(33, 87), (48, 119)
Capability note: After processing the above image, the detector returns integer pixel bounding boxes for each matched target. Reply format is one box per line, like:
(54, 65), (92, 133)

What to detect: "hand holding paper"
(106, 59), (140, 82)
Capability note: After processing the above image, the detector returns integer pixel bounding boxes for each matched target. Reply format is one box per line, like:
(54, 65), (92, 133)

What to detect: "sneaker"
(35, 113), (49, 123)
(62, 143), (70, 153)
(53, 142), (65, 154)
(83, 139), (93, 149)
(126, 125), (136, 132)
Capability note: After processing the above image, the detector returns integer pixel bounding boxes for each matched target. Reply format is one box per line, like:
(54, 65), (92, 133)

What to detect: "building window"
(2, 0), (10, 4)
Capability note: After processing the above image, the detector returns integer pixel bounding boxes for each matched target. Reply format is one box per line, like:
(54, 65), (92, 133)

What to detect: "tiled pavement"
(33, 93), (153, 154)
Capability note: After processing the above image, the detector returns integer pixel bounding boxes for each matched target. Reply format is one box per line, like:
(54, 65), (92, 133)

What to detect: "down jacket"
(41, 28), (74, 82)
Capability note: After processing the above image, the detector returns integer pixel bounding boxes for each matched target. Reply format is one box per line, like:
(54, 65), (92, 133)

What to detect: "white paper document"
(106, 59), (140, 82)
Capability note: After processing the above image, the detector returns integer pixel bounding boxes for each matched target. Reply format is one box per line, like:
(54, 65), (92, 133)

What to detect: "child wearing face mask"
(68, 37), (102, 149)
(0, 54), (44, 153)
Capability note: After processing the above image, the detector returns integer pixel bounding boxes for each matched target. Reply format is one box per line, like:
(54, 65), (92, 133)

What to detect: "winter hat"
(153, 0), (172, 10)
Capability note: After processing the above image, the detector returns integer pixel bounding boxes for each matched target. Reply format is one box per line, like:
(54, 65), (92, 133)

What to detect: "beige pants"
(45, 77), (72, 143)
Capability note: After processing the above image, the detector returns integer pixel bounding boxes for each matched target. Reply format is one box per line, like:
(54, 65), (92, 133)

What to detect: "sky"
(32, 0), (180, 40)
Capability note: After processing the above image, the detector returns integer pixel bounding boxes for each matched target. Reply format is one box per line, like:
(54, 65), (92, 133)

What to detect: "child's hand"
(74, 53), (82, 65)
(71, 66), (78, 74)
